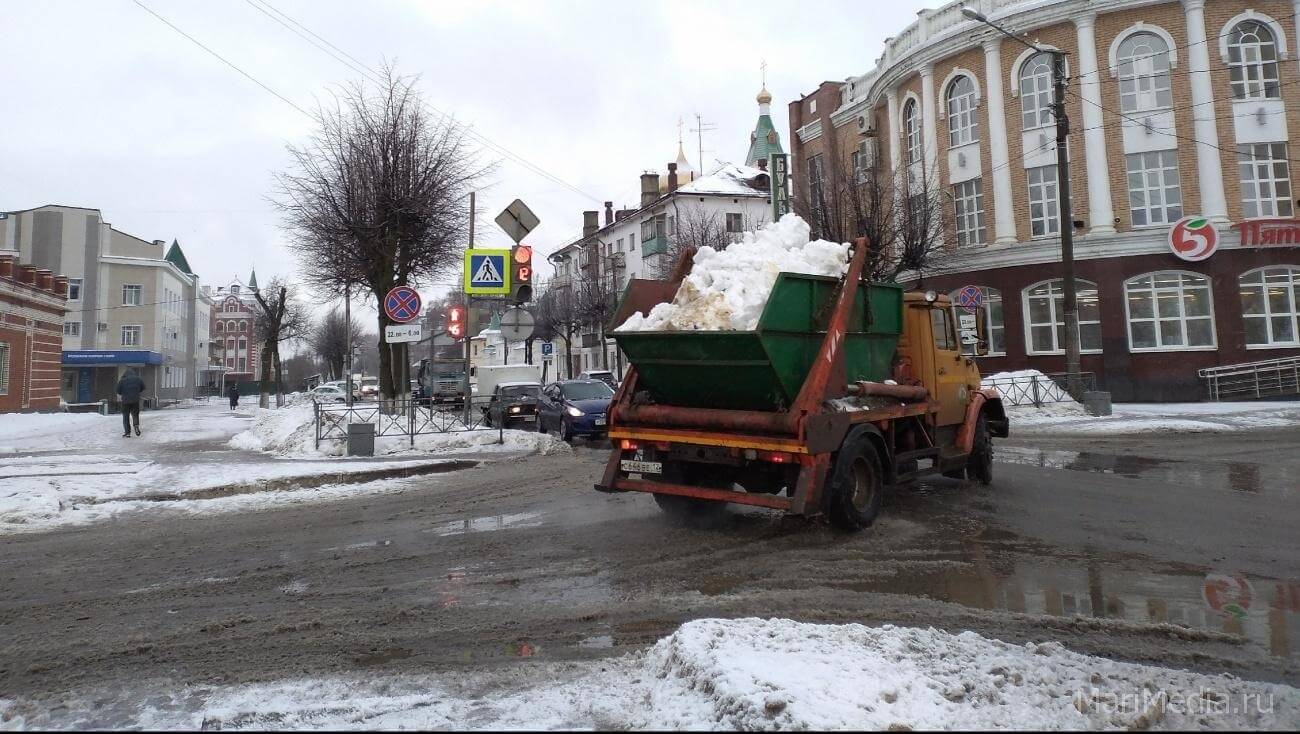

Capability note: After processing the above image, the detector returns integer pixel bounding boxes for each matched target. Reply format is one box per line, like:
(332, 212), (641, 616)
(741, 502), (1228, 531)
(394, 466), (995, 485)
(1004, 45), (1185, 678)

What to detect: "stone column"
(887, 87), (901, 171)
(983, 38), (1017, 244)
(1075, 13), (1115, 235)
(920, 63), (941, 182)
(1183, 0), (1229, 223)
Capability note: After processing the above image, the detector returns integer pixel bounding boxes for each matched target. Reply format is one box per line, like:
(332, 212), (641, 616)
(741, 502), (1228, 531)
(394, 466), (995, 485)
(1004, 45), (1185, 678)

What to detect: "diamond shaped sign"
(495, 199), (540, 244)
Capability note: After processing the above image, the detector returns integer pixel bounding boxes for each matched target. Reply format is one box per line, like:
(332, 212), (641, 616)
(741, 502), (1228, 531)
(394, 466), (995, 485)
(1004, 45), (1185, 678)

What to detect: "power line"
(242, 0), (604, 205)
(130, 0), (312, 118)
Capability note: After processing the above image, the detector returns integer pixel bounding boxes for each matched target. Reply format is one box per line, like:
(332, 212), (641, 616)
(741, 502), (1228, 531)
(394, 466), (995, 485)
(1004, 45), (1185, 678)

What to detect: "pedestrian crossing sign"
(463, 248), (511, 295)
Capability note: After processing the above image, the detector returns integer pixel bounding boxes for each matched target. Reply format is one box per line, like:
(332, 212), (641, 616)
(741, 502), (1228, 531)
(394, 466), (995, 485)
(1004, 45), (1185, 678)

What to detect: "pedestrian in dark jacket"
(227, 383), (240, 410)
(115, 368), (146, 437)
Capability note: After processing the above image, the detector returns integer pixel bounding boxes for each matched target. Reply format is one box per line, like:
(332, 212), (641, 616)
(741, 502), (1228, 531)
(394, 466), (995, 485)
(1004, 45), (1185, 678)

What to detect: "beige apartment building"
(0, 204), (210, 405)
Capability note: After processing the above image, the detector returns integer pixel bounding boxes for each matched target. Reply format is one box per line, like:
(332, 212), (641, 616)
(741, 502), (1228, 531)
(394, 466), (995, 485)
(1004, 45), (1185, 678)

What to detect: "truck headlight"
(566, 406), (584, 417)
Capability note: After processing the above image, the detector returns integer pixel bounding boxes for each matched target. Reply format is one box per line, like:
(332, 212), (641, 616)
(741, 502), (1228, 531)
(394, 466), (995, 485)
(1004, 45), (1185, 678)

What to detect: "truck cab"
(899, 292), (985, 429)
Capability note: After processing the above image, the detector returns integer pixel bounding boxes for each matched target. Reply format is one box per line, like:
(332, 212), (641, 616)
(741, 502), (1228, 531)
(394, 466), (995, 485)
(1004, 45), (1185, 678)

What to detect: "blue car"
(537, 379), (614, 441)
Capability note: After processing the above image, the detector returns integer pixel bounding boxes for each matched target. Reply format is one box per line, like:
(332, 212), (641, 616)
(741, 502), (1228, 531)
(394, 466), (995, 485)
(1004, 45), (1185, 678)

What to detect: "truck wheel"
(826, 434), (884, 531)
(966, 413), (994, 485)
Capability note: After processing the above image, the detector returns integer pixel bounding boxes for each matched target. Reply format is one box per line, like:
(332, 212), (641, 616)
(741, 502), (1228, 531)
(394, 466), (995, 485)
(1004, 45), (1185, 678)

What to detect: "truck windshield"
(561, 382), (614, 400)
(500, 385), (540, 399)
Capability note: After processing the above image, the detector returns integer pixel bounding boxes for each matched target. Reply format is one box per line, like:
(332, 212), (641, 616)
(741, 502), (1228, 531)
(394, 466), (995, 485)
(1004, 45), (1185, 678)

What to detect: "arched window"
(1117, 32), (1173, 112)
(214, 321), (224, 332)
(1240, 266), (1300, 346)
(1023, 279), (1102, 354)
(946, 76), (979, 146)
(239, 321), (248, 332)
(1019, 52), (1055, 130)
(226, 320), (237, 332)
(1227, 21), (1281, 99)
(902, 98), (922, 165)
(949, 287), (1005, 355)
(1124, 272), (1215, 350)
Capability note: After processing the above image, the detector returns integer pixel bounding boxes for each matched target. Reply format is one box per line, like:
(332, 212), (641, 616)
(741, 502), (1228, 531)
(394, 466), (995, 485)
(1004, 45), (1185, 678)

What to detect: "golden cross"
(761, 59), (767, 87)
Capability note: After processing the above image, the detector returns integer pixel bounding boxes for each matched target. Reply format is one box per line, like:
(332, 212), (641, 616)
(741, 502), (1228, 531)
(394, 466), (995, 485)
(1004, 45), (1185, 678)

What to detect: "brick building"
(202, 271), (262, 387)
(0, 253), (67, 412)
(790, 0), (1300, 400)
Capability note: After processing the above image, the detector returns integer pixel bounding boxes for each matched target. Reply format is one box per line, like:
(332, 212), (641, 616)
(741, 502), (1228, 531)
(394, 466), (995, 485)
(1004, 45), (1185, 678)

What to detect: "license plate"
(621, 460), (661, 474)
(520, 416), (536, 422)
(594, 417), (607, 426)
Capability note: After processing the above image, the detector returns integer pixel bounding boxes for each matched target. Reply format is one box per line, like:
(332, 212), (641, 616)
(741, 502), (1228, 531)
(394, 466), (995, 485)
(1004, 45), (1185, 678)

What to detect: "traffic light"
(510, 245), (533, 303)
(446, 304), (466, 340)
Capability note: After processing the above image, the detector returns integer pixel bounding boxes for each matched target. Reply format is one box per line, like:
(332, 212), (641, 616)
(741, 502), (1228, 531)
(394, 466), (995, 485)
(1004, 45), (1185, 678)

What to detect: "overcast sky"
(1, 0), (943, 319)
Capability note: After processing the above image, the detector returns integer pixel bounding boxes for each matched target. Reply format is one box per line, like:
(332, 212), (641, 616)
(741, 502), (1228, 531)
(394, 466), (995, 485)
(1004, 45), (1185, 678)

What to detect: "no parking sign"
(384, 286), (422, 323)
(955, 285), (984, 313)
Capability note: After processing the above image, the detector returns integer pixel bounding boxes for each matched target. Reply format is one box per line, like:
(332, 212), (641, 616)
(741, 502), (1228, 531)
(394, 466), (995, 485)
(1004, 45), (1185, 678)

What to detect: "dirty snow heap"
(616, 214), (849, 332)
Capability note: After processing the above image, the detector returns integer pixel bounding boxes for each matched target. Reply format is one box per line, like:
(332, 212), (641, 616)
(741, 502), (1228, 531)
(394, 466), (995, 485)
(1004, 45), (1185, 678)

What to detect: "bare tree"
(253, 278), (308, 408)
(533, 284), (582, 379)
(575, 269), (620, 370)
(794, 132), (952, 283)
(308, 307), (363, 380)
(274, 65), (490, 403)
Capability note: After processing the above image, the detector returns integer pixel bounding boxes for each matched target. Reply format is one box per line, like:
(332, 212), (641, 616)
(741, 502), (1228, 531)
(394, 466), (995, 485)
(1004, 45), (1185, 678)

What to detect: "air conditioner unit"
(856, 115), (874, 135)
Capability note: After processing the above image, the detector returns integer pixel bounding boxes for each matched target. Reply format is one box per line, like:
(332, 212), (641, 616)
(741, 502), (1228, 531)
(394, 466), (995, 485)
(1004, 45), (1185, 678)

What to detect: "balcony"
(607, 252), (626, 270)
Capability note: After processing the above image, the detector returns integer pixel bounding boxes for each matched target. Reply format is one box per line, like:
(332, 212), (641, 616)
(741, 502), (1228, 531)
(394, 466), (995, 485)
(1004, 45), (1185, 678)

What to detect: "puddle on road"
(429, 512), (544, 537)
(837, 535), (1300, 663)
(578, 634), (614, 649)
(997, 446), (1291, 493)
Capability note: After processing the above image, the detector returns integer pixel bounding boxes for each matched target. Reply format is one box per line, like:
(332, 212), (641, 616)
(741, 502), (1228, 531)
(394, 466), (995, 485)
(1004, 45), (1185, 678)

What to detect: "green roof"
(248, 268), (258, 289)
(745, 113), (784, 168)
(164, 239), (195, 276)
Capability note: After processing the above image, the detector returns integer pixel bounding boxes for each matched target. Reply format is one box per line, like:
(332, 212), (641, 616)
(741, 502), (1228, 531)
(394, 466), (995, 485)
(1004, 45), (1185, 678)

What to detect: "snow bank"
(18, 618), (1295, 730)
(0, 411), (114, 453)
(617, 214), (849, 332)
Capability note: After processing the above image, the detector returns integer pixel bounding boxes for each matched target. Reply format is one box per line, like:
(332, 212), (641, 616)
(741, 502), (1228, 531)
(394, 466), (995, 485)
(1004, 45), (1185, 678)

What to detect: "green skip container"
(612, 273), (904, 412)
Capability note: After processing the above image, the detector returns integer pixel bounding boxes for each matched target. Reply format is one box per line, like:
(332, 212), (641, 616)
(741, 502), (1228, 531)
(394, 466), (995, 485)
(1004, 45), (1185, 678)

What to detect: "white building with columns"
(790, 0), (1300, 401)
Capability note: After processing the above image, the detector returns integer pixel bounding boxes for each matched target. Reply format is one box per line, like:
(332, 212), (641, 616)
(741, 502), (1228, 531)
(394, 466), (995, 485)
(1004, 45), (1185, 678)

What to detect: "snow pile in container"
(616, 214), (849, 332)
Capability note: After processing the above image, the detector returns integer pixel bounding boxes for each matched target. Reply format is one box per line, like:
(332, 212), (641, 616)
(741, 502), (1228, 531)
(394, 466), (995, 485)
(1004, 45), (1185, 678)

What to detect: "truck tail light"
(620, 439), (640, 451)
(757, 450), (795, 464)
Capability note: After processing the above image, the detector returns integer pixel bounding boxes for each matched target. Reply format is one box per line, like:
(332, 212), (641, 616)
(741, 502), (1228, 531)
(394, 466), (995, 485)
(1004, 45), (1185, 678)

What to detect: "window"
(851, 140), (874, 182)
(1023, 279), (1102, 354)
(809, 99), (817, 114)
(616, 238), (623, 253)
(215, 321), (224, 332)
(629, 233), (636, 251)
(1019, 52), (1055, 130)
(227, 357), (235, 368)
(231, 285), (240, 294)
(1117, 32), (1173, 112)
(1027, 165), (1060, 236)
(121, 325), (142, 347)
(1238, 143), (1293, 218)
(1126, 151), (1183, 226)
(946, 75), (979, 146)
(952, 179), (986, 246)
(902, 99), (922, 164)
(239, 321), (248, 332)
(1240, 266), (1300, 346)
(63, 321), (81, 337)
(226, 338), (235, 350)
(122, 284), (142, 306)
(238, 358), (247, 372)
(807, 153), (826, 210)
(1227, 21), (1281, 100)
(238, 338), (247, 350)
(1125, 272), (1214, 350)
(931, 308), (956, 350)
(949, 287), (1006, 356)
(0, 341), (8, 396)
(726, 213), (744, 233)
(67, 278), (82, 302)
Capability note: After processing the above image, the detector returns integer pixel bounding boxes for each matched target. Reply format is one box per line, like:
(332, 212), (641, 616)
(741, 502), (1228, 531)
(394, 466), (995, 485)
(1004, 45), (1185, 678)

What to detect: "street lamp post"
(962, 6), (1084, 399)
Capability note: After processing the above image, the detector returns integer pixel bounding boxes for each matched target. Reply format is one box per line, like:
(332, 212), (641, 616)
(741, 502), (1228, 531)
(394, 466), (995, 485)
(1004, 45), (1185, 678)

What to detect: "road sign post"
(383, 286), (423, 403)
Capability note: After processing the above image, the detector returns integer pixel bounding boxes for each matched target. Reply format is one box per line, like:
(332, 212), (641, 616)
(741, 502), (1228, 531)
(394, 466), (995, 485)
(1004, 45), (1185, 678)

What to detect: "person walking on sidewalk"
(227, 382), (240, 410)
(115, 368), (146, 438)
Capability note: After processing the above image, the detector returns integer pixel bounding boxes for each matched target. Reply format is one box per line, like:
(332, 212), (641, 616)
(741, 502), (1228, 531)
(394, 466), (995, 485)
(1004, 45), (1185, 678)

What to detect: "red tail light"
(620, 439), (640, 451)
(757, 450), (794, 464)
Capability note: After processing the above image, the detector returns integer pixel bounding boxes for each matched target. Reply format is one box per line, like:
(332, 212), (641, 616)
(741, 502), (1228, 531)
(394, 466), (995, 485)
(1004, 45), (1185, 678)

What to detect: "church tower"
(745, 82), (784, 170)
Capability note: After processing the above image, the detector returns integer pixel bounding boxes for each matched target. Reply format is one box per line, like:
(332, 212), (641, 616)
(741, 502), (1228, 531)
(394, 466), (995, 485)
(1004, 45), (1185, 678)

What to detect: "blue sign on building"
(62, 350), (164, 366)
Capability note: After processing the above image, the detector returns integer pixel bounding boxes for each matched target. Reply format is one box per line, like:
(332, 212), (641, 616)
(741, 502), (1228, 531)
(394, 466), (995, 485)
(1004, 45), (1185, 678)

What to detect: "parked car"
(356, 377), (379, 400)
(309, 385), (348, 403)
(485, 381), (541, 428)
(537, 379), (614, 441)
(577, 370), (618, 390)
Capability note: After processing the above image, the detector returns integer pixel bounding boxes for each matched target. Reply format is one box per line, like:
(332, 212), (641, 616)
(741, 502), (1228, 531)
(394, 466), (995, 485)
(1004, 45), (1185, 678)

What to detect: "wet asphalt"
(0, 427), (1296, 703)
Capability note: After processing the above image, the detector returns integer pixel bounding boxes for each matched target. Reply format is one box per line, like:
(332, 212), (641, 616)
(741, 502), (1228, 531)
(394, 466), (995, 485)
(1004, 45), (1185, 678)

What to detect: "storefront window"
(1240, 266), (1300, 346)
(1124, 272), (1215, 351)
(1023, 279), (1102, 354)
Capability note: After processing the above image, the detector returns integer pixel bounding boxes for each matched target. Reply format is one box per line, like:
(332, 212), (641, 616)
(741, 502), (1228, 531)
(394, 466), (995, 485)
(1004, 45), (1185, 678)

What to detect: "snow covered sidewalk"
(0, 401), (562, 534)
(3, 618), (1294, 730)
(1006, 400), (1300, 435)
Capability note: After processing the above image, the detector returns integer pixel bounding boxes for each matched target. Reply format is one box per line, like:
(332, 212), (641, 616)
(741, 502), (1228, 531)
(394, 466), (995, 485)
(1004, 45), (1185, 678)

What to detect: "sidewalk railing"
(1198, 356), (1300, 401)
(980, 372), (1097, 407)
(313, 396), (503, 449)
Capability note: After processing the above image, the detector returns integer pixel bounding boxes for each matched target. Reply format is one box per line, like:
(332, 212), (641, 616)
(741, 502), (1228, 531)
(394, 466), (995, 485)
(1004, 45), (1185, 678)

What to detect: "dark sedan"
(537, 379), (614, 441)
(486, 382), (542, 428)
